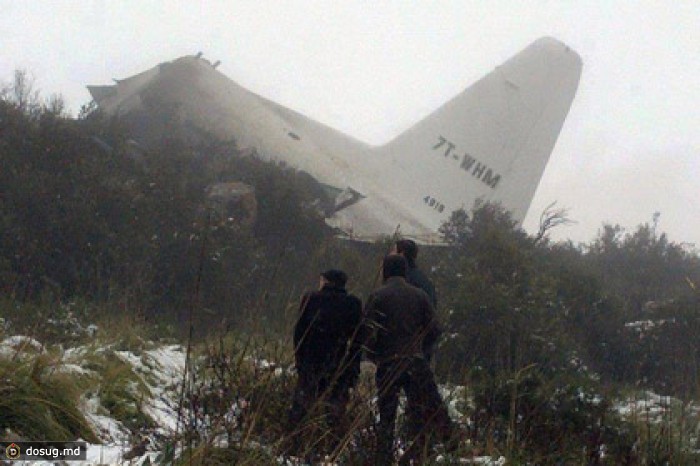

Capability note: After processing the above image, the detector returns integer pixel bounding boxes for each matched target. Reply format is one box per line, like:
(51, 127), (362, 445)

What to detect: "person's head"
(319, 269), (348, 289)
(382, 254), (407, 282)
(394, 239), (418, 268)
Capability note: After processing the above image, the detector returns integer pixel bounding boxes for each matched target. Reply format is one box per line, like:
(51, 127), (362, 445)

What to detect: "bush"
(0, 352), (98, 442)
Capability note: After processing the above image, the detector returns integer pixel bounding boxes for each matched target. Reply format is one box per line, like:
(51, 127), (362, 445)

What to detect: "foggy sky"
(2, 1), (698, 247)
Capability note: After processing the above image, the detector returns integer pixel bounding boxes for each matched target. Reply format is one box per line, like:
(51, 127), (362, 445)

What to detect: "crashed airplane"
(88, 37), (582, 243)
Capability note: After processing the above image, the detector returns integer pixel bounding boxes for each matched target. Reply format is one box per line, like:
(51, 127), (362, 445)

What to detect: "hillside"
(2, 75), (700, 464)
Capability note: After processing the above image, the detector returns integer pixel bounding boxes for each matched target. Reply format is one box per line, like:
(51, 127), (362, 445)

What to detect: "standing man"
(394, 239), (437, 308)
(363, 255), (455, 465)
(288, 269), (363, 455)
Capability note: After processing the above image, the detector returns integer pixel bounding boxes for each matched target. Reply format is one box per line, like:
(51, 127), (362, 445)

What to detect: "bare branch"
(534, 202), (575, 244)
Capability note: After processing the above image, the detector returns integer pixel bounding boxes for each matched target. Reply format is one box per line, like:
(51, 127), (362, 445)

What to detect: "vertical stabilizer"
(378, 37), (582, 231)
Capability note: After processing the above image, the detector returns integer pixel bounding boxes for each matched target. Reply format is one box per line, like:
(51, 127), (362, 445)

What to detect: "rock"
(206, 182), (257, 228)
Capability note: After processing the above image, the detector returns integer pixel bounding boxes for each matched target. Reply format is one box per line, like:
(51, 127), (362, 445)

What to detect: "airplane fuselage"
(89, 37), (582, 242)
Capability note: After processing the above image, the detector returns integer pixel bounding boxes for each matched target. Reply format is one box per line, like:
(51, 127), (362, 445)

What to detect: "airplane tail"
(377, 37), (582, 233)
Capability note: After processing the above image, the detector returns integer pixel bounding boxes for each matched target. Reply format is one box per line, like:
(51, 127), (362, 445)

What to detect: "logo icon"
(6, 443), (20, 460)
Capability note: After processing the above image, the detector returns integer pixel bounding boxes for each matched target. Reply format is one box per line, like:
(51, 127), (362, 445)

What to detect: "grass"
(3, 296), (700, 464)
(0, 351), (99, 442)
(0, 297), (167, 444)
(613, 388), (700, 464)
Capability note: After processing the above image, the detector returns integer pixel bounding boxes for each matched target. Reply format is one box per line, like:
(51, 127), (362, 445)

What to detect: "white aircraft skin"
(89, 37), (582, 243)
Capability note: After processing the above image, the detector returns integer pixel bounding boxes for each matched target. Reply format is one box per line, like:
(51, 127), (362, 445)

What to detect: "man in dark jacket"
(363, 255), (455, 465)
(394, 239), (437, 308)
(288, 269), (363, 454)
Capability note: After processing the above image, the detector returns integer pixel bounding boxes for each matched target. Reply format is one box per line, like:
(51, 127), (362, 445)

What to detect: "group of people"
(287, 239), (456, 464)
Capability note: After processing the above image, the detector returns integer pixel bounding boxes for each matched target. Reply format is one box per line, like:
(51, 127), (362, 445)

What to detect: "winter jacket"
(293, 285), (363, 378)
(362, 276), (441, 363)
(406, 265), (437, 308)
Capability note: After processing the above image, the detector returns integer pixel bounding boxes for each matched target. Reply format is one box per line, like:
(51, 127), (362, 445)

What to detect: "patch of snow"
(436, 456), (505, 465)
(5, 337), (188, 465)
(14, 446), (158, 466)
(111, 345), (187, 435)
(81, 394), (131, 443)
(63, 345), (89, 360)
(470, 456), (507, 465)
(247, 355), (295, 377)
(624, 318), (676, 332)
(615, 390), (676, 423)
(114, 349), (143, 369)
(439, 384), (469, 421)
(0, 345), (15, 359)
(53, 363), (95, 376)
(1, 335), (44, 352)
(140, 345), (187, 434)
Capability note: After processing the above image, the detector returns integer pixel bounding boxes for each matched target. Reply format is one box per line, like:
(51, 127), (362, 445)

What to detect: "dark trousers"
(287, 367), (352, 455)
(375, 357), (454, 465)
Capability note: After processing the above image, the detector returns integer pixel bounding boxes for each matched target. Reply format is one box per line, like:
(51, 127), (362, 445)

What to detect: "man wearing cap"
(363, 255), (455, 464)
(288, 269), (363, 453)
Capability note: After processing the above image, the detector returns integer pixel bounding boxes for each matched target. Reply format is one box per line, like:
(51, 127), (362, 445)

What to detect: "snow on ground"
(12, 447), (159, 466)
(468, 457), (507, 465)
(614, 391), (700, 455)
(53, 362), (96, 376)
(77, 343), (186, 465)
(142, 345), (188, 433)
(0, 335), (44, 359)
(247, 355), (294, 377)
(1, 334), (44, 352)
(113, 344), (186, 434)
(82, 446), (158, 465)
(81, 394), (132, 443)
(1, 335), (187, 465)
(434, 456), (506, 465)
(614, 390), (677, 422)
(439, 383), (470, 423)
(624, 318), (676, 333)
(615, 390), (700, 426)
(0, 336), (568, 466)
